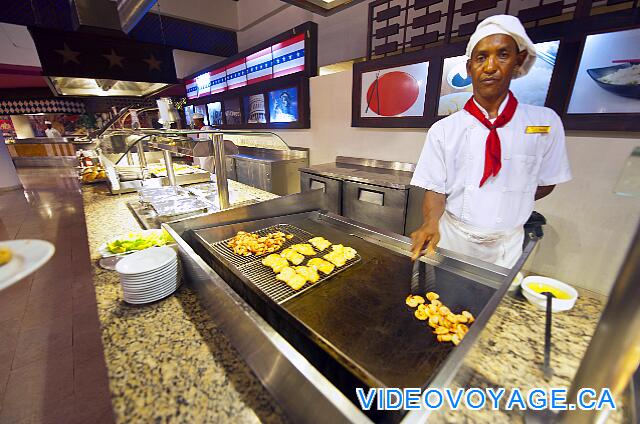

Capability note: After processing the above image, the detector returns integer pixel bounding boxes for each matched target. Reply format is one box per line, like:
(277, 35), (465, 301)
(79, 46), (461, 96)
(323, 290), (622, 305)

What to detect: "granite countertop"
(82, 181), (288, 423)
(300, 162), (414, 189)
(82, 181), (625, 423)
(430, 289), (628, 423)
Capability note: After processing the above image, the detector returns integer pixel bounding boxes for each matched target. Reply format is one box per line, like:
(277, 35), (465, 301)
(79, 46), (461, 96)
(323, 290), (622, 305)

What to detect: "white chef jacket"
(411, 96), (572, 267)
(45, 128), (61, 138)
(191, 126), (215, 171)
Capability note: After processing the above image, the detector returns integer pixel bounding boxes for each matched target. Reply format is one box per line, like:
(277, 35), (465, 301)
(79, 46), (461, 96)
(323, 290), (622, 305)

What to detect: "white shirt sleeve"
(537, 112), (572, 186)
(410, 123), (446, 194)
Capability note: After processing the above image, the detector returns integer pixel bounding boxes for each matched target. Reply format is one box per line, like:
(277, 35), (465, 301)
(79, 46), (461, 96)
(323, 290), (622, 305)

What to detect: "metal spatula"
(410, 254), (437, 294)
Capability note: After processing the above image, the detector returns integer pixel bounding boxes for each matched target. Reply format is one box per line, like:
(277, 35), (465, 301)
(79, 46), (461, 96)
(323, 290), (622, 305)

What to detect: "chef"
(190, 112), (216, 171)
(44, 121), (62, 138)
(410, 14), (572, 268)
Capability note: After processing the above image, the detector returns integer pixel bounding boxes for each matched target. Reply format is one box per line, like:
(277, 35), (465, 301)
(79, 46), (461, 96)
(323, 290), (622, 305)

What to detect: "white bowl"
(521, 276), (578, 312)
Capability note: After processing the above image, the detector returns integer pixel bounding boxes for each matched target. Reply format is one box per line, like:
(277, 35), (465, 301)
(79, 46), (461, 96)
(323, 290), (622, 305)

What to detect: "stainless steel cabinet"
(300, 171), (342, 214)
(342, 180), (408, 235)
(235, 159), (271, 192)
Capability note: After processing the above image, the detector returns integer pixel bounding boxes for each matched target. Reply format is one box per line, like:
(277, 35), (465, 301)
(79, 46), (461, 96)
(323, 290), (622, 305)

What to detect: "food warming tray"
(190, 211), (497, 422)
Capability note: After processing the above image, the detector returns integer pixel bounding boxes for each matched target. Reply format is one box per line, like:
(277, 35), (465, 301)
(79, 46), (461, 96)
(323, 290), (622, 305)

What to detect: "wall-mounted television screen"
(224, 98), (242, 125)
(243, 94), (267, 123)
(567, 28), (640, 114)
(269, 87), (298, 122)
(437, 40), (560, 115)
(207, 102), (223, 125)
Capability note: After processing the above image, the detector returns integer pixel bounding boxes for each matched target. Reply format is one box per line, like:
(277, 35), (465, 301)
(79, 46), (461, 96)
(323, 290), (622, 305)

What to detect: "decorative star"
(55, 43), (80, 64)
(143, 53), (162, 71)
(102, 49), (124, 68)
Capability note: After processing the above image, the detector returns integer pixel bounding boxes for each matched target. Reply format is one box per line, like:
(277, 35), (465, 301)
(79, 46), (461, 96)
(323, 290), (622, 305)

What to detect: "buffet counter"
(81, 183), (625, 423)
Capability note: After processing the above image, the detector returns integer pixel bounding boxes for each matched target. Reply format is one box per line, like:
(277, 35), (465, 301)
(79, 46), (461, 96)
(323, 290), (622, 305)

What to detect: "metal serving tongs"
(411, 249), (437, 295)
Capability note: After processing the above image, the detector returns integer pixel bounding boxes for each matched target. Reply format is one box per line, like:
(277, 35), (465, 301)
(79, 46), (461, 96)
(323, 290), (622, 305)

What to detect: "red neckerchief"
(463, 92), (519, 187)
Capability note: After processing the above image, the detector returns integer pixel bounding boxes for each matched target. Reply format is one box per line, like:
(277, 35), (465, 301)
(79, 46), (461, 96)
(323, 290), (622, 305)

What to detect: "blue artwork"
(207, 102), (223, 125)
(269, 87), (298, 123)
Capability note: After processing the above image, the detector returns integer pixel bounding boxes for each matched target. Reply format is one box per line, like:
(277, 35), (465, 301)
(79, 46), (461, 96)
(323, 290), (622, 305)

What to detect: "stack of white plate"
(115, 246), (180, 304)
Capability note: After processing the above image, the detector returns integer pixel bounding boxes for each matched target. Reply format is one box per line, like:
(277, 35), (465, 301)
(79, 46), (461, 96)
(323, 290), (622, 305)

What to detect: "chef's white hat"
(192, 112), (204, 119)
(44, 120), (52, 124)
(466, 14), (537, 78)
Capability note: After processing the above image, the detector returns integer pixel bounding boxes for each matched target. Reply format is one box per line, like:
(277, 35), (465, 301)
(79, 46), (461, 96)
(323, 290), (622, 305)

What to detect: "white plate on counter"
(0, 240), (55, 291)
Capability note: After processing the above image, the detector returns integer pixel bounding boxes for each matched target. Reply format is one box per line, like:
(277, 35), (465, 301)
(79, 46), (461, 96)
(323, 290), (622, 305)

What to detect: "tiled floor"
(0, 168), (113, 424)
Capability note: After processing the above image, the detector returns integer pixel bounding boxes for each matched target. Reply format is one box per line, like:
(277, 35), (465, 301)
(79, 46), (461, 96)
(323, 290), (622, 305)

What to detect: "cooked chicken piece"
(290, 243), (316, 256)
(227, 230), (289, 256)
(307, 258), (335, 275)
(262, 254), (289, 273)
(276, 267), (306, 290)
(294, 266), (319, 283)
(309, 237), (331, 251)
(331, 244), (357, 260)
(280, 248), (305, 265)
(323, 251), (347, 267)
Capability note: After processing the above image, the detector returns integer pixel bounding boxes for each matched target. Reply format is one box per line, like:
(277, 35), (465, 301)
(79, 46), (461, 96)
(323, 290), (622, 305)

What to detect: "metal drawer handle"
(310, 179), (326, 193)
(358, 188), (384, 206)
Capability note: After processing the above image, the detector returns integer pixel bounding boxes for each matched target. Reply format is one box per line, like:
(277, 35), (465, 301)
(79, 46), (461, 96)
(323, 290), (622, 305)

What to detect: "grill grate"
(208, 224), (361, 304)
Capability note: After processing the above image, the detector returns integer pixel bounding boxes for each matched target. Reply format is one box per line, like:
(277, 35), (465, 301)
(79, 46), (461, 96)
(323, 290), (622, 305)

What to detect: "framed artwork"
(223, 98), (242, 125)
(183, 105), (194, 126)
(207, 102), (223, 125)
(243, 94), (267, 124)
(193, 104), (208, 125)
(567, 28), (640, 115)
(353, 51), (433, 127)
(437, 40), (560, 116)
(269, 87), (298, 123)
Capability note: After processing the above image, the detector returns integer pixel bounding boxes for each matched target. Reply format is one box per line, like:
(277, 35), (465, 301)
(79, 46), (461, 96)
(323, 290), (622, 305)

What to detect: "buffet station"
(160, 189), (542, 423)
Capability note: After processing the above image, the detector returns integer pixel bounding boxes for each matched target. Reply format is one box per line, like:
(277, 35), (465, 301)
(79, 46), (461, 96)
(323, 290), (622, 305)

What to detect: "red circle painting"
(366, 71), (420, 116)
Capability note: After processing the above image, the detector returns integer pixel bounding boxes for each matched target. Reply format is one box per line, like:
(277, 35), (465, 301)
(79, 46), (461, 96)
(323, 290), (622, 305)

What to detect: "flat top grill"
(207, 224), (361, 304)
(192, 212), (497, 392)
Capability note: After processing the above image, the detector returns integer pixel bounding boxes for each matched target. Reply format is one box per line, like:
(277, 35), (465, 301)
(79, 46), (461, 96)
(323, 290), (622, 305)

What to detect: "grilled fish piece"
(323, 251), (347, 267)
(294, 266), (319, 283)
(309, 237), (331, 251)
(280, 248), (305, 265)
(331, 244), (357, 260)
(276, 267), (306, 290)
(262, 254), (289, 273)
(307, 258), (335, 275)
(290, 243), (316, 256)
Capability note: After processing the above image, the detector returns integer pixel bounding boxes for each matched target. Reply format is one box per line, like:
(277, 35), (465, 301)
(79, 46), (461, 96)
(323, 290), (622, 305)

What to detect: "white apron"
(438, 211), (524, 268)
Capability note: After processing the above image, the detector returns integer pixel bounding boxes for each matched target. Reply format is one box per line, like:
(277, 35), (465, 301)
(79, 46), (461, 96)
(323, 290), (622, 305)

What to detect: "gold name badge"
(525, 126), (551, 134)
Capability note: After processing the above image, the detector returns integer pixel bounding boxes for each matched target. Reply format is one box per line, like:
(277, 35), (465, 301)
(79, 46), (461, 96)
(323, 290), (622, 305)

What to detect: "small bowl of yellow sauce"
(521, 276), (578, 312)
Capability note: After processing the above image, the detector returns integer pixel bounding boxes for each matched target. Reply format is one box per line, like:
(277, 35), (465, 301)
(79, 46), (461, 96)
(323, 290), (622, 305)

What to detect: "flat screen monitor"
(224, 98), (242, 125)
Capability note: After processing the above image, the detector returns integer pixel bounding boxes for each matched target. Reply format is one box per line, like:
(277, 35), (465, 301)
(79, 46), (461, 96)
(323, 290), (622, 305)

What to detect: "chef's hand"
(410, 222), (440, 261)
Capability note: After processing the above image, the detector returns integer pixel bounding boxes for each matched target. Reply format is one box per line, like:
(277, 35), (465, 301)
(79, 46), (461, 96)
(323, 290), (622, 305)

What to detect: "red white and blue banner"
(209, 68), (227, 94)
(186, 33), (306, 98)
(186, 79), (198, 99)
(272, 34), (305, 79)
(246, 47), (273, 85)
(226, 59), (247, 90)
(196, 72), (211, 98)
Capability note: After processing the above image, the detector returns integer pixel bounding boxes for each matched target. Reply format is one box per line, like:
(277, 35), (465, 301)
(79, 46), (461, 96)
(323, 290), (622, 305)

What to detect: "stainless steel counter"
(163, 189), (539, 423)
(300, 161), (414, 190)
